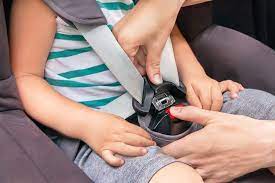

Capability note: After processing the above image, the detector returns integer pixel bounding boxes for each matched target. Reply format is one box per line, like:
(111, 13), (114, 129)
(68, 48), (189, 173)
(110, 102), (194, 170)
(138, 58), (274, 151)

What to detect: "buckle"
(152, 92), (175, 111)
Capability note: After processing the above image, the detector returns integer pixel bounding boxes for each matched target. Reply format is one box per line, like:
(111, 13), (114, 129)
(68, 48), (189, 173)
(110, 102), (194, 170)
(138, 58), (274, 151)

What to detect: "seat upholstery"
(0, 1), (11, 80)
(0, 1), (273, 182)
(0, 1), (91, 182)
(191, 25), (275, 182)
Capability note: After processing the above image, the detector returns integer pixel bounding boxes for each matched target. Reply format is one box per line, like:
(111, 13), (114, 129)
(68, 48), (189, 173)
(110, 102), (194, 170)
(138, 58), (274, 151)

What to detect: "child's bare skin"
(171, 25), (244, 111)
(10, 1), (205, 182)
(113, 0), (243, 112)
(10, 0), (154, 167)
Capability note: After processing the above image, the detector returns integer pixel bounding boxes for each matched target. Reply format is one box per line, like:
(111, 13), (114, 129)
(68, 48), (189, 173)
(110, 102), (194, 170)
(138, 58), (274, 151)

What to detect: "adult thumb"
(146, 51), (163, 85)
(170, 106), (220, 126)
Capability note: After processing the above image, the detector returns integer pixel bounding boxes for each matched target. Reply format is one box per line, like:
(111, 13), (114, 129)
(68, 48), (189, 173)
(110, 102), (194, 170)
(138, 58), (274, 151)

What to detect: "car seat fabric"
(43, 0), (107, 25)
(191, 25), (275, 182)
(213, 0), (275, 50)
(0, 1), (91, 182)
(41, 1), (275, 181)
(191, 25), (275, 95)
(0, 1), (11, 81)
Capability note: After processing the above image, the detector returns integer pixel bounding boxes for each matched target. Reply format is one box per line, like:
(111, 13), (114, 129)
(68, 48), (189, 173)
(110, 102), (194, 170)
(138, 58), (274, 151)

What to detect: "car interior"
(0, 0), (274, 182)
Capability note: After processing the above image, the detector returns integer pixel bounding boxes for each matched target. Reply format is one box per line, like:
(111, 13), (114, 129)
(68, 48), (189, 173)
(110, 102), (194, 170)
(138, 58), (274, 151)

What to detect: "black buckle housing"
(133, 78), (191, 135)
(133, 78), (186, 114)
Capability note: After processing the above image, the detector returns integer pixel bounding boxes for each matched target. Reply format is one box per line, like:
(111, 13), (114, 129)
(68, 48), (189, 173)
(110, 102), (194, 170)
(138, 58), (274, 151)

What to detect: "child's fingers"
(127, 124), (152, 140)
(106, 142), (148, 157)
(197, 89), (212, 110)
(122, 133), (155, 147)
(101, 149), (124, 167)
(186, 85), (202, 109)
(219, 80), (228, 92)
(237, 83), (245, 91)
(210, 86), (223, 111)
(220, 80), (239, 98)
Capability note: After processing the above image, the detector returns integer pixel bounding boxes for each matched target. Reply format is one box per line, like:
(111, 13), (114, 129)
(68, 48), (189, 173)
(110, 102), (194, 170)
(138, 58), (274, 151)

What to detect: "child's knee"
(150, 162), (203, 183)
(222, 89), (275, 119)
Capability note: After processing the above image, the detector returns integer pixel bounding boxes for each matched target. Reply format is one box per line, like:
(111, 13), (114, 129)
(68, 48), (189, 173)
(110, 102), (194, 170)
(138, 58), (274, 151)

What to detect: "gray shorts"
(75, 145), (176, 183)
(72, 89), (275, 183)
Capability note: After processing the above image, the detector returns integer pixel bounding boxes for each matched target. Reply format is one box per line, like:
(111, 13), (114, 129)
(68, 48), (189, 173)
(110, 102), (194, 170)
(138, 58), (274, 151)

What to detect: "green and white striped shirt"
(45, 0), (135, 109)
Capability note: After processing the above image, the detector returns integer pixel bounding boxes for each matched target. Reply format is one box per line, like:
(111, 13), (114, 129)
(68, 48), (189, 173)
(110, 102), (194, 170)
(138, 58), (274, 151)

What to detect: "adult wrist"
(259, 120), (275, 168)
(269, 121), (275, 167)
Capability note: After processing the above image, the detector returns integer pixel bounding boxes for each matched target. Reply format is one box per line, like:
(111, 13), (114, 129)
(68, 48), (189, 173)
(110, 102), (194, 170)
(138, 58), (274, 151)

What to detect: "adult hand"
(113, 0), (184, 85)
(163, 106), (275, 183)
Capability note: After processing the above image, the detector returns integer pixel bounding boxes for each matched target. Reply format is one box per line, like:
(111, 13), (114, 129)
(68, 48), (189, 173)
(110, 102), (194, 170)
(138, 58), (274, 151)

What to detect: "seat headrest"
(43, 0), (107, 25)
(0, 1), (11, 80)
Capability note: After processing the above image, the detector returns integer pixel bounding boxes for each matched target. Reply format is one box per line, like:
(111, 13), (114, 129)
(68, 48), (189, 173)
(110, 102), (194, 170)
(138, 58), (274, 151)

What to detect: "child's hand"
(183, 74), (244, 111)
(219, 80), (245, 98)
(82, 113), (155, 167)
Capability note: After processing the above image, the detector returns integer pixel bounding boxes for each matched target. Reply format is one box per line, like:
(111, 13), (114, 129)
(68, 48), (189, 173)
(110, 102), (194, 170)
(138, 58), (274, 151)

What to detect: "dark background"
(178, 0), (275, 50)
(213, 0), (275, 50)
(4, 0), (275, 50)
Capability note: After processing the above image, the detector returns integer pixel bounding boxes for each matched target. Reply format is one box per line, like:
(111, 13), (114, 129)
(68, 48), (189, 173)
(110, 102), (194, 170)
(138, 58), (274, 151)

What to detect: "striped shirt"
(45, 0), (135, 109)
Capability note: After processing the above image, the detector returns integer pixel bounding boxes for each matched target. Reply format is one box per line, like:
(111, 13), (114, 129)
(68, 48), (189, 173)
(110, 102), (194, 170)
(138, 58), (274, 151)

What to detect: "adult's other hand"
(163, 106), (275, 183)
(113, 0), (185, 85)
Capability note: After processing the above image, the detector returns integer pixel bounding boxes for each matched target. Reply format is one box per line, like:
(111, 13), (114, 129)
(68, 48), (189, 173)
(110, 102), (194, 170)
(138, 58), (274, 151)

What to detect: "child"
(10, 0), (242, 182)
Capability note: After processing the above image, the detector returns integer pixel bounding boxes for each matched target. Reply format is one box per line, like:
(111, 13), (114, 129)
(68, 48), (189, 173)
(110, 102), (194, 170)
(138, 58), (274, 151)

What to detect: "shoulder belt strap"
(75, 23), (179, 119)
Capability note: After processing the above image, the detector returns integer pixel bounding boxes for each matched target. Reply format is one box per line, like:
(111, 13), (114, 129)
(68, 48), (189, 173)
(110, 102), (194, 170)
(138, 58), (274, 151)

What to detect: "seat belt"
(74, 23), (179, 119)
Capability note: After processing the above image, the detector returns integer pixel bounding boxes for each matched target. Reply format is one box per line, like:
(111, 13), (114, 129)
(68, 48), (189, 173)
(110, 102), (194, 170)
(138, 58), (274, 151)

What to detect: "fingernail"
(142, 148), (148, 154)
(231, 93), (239, 98)
(153, 74), (163, 85)
(170, 107), (181, 114)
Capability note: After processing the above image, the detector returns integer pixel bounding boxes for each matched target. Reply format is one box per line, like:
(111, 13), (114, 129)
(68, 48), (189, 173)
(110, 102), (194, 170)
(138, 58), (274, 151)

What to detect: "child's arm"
(182, 0), (212, 7)
(171, 25), (244, 111)
(10, 0), (154, 167)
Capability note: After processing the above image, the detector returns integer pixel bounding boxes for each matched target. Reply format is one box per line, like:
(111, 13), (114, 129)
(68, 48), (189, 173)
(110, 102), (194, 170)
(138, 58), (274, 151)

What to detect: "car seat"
(0, 0), (274, 182)
(0, 1), (91, 182)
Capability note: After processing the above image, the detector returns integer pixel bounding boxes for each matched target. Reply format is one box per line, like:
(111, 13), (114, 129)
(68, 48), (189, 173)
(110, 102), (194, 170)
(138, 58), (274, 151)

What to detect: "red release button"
(165, 104), (185, 120)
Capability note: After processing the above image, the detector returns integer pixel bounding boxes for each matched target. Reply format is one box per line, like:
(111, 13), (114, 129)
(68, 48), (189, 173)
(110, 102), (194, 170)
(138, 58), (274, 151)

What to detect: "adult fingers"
(132, 58), (146, 75)
(205, 179), (218, 183)
(146, 51), (163, 85)
(136, 48), (146, 67)
(169, 106), (224, 126)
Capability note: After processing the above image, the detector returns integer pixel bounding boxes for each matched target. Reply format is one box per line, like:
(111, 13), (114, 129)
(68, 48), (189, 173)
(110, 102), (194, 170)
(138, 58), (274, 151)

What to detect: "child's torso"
(45, 0), (135, 109)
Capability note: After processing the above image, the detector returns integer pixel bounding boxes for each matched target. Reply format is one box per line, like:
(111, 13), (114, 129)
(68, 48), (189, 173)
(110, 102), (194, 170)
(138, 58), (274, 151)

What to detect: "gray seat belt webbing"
(75, 23), (180, 119)
(74, 23), (144, 104)
(100, 93), (135, 119)
(160, 38), (180, 86)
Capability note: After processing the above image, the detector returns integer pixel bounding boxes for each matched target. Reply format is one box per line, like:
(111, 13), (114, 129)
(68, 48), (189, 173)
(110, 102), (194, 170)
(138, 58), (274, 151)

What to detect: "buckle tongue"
(152, 92), (175, 111)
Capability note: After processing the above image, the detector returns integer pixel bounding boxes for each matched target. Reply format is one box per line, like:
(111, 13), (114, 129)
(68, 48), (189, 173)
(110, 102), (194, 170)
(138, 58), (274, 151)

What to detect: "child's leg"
(222, 89), (275, 175)
(150, 162), (203, 183)
(222, 89), (275, 120)
(75, 145), (202, 183)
